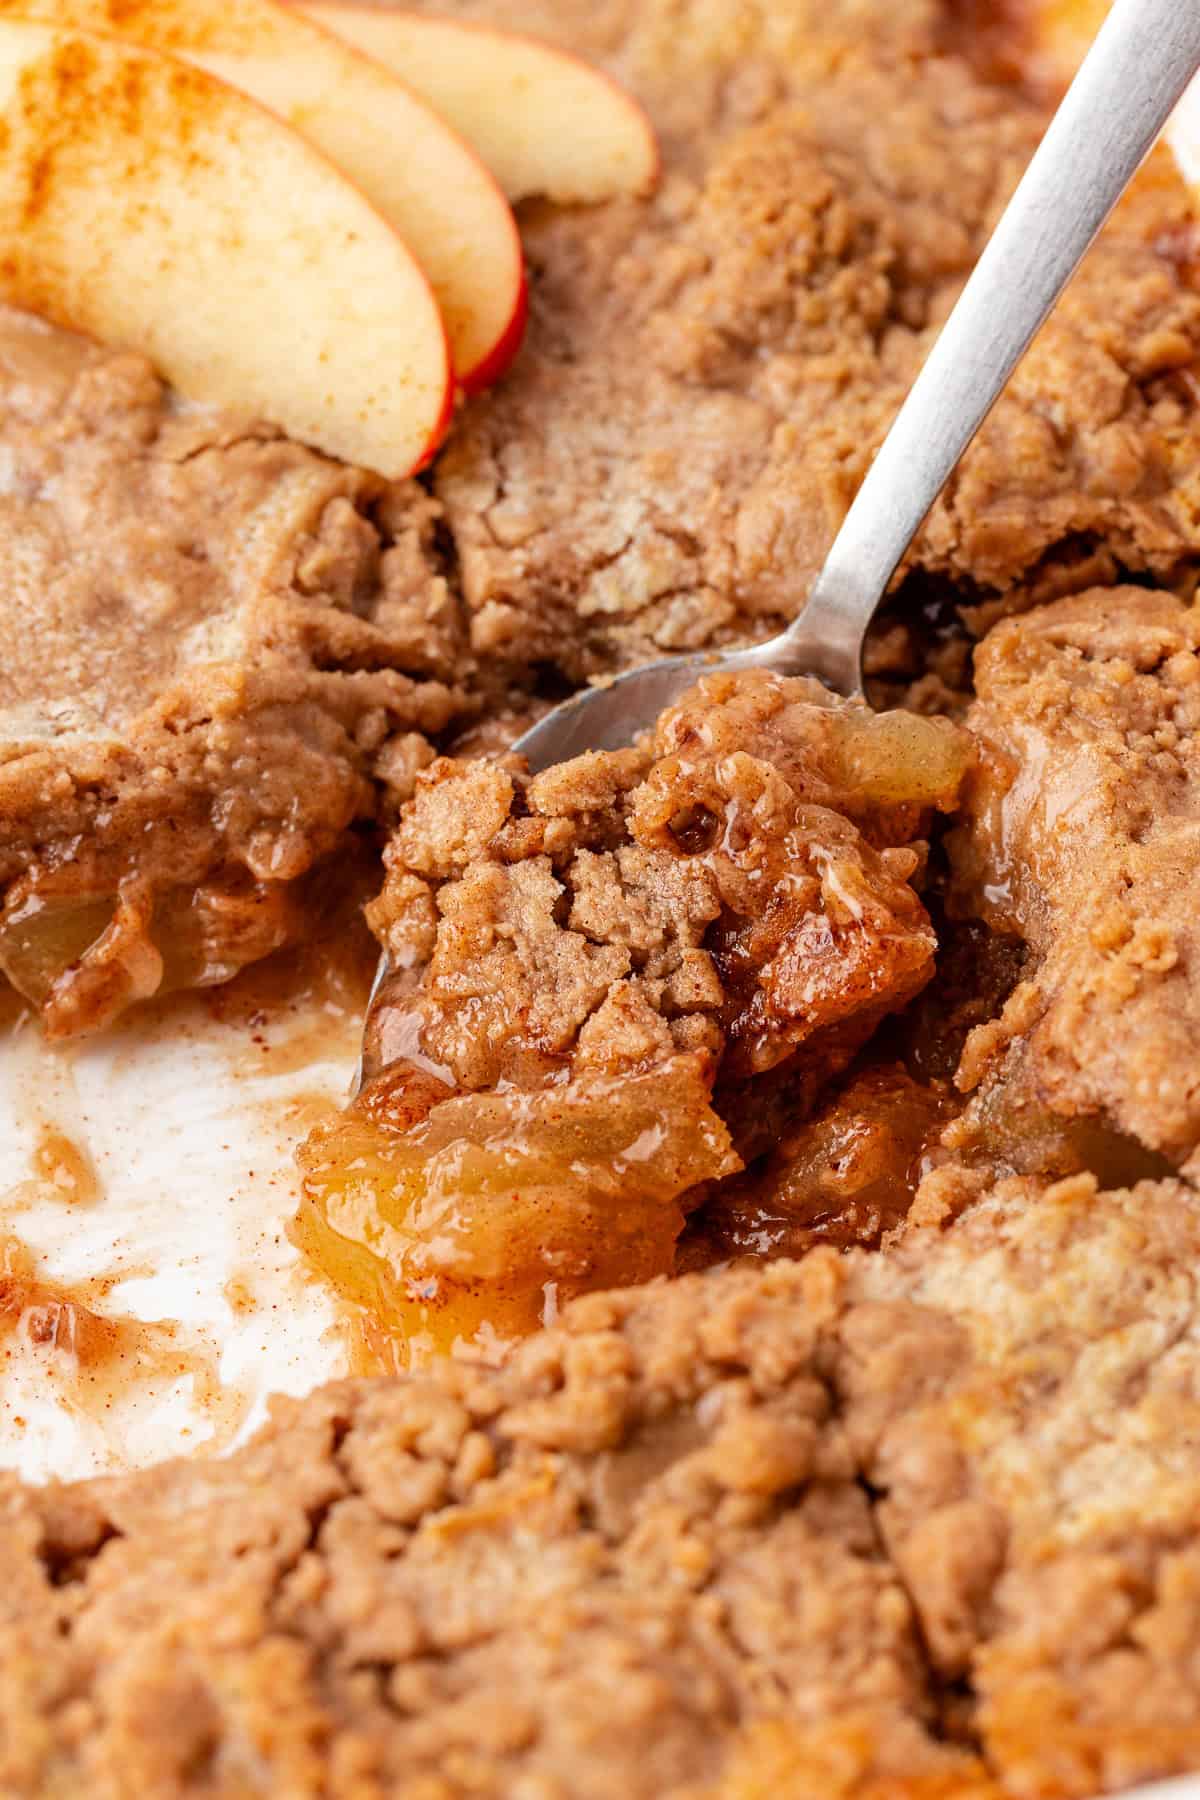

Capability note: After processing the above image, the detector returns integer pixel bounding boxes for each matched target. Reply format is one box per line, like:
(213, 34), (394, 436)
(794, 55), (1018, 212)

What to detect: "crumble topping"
(7, 1174), (1200, 1797)
(366, 670), (966, 1089)
(947, 584), (1200, 1176)
(0, 307), (470, 1036)
(432, 33), (1200, 677)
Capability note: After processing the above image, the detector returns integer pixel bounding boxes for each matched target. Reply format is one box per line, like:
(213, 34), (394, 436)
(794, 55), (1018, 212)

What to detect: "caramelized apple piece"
(822, 707), (972, 820)
(0, 870), (312, 1035)
(296, 1055), (738, 1361)
(0, 893), (117, 1005)
(688, 1064), (952, 1264)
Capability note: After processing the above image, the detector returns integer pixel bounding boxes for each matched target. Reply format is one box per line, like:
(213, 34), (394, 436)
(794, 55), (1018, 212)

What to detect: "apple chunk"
(0, 0), (526, 390)
(0, 22), (453, 476)
(302, 4), (660, 206)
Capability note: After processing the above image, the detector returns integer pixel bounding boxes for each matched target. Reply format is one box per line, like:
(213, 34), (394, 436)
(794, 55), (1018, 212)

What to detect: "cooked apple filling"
(298, 1058), (737, 1356)
(300, 670), (970, 1358)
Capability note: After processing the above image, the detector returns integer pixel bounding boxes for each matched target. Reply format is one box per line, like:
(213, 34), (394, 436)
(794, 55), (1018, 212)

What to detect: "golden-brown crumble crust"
(7, 1175), (1200, 1797)
(0, 308), (470, 1034)
(366, 671), (965, 1095)
(426, 3), (1200, 679)
(947, 584), (1200, 1175)
(0, 1249), (991, 1798)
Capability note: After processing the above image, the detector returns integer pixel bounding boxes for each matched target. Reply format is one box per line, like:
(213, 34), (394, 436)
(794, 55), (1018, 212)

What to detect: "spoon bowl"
(507, 635), (830, 774)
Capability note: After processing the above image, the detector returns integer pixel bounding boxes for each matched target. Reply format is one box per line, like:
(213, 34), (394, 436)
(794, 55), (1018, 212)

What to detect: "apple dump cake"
(8, 0), (1200, 1795)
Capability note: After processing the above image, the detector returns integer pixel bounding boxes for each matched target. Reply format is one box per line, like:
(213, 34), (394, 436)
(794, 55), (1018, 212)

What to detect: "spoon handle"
(786, 0), (1200, 692)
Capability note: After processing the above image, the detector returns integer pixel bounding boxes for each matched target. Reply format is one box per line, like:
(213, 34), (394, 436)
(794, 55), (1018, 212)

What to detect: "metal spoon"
(360, 0), (1200, 1084)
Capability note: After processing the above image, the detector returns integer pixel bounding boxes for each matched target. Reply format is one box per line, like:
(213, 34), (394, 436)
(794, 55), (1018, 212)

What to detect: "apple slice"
(0, 0), (526, 391)
(302, 4), (660, 206)
(0, 22), (453, 476)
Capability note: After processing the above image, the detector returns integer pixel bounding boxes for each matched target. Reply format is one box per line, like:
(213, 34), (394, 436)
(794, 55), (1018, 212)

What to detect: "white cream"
(0, 979), (356, 1483)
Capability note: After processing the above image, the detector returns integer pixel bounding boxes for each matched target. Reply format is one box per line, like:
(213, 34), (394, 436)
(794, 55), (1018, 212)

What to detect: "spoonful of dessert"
(359, 0), (1200, 1077)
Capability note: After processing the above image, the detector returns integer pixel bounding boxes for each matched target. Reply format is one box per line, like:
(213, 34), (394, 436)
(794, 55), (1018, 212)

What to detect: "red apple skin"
(296, 3), (528, 395)
(458, 259), (529, 395)
(413, 363), (458, 472)
(282, 3), (527, 392)
(444, 158), (526, 391)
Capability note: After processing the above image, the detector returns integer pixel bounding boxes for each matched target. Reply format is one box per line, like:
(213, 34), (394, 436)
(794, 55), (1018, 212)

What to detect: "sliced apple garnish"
(0, 22), (453, 475)
(303, 4), (660, 206)
(0, 0), (526, 391)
